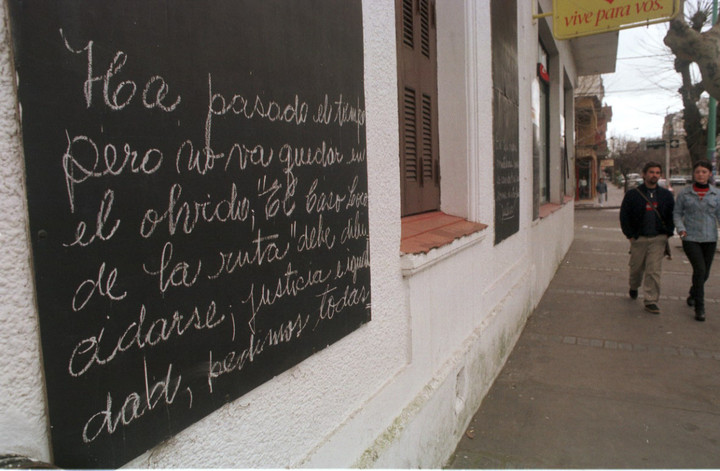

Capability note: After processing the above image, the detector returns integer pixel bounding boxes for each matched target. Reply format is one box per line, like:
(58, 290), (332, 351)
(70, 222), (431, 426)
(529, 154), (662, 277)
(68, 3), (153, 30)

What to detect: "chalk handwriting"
(140, 183), (252, 238)
(82, 359), (183, 443)
(142, 76), (182, 112)
(347, 147), (366, 164)
(315, 283), (370, 328)
(345, 176), (368, 210)
(296, 214), (336, 252)
(175, 140), (274, 175)
(206, 73), (309, 125)
(68, 300), (225, 377)
(142, 241), (202, 293)
(60, 30), (181, 112)
(242, 263), (332, 334)
(72, 262), (127, 312)
(305, 178), (346, 214)
(340, 211), (368, 245)
(312, 94), (366, 142)
(278, 141), (344, 173)
(207, 230), (290, 280)
(62, 131), (163, 212)
(207, 313), (309, 392)
(64, 189), (120, 247)
(51, 26), (370, 456)
(205, 75), (308, 165)
(258, 175), (295, 219)
(336, 240), (371, 283)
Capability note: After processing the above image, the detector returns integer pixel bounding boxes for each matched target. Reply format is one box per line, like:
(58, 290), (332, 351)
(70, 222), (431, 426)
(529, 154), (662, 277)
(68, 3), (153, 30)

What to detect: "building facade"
(0, 1), (616, 468)
(575, 75), (613, 200)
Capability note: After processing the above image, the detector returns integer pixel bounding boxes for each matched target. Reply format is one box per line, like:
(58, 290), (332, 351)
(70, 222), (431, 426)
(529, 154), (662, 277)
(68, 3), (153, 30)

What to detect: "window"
(492, 0), (519, 243)
(563, 71), (573, 198)
(396, 0), (439, 216)
(537, 43), (550, 204)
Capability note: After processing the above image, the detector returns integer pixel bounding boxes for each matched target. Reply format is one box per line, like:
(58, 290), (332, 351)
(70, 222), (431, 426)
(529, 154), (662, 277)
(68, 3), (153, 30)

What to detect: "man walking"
(619, 161), (675, 314)
(596, 177), (608, 205)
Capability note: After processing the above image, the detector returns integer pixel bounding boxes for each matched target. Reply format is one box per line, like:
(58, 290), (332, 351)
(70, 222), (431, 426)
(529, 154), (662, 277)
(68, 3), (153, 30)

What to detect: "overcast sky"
(602, 22), (692, 141)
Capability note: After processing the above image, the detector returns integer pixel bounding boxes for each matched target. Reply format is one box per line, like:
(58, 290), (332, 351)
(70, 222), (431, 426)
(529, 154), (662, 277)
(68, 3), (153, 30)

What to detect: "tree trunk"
(665, 17), (720, 102)
(664, 1), (719, 163)
(677, 58), (708, 163)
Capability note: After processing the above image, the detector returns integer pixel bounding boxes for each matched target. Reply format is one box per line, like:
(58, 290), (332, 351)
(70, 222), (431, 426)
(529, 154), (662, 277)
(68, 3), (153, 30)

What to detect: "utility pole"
(709, 0), (718, 172)
(665, 138), (670, 181)
(646, 139), (679, 183)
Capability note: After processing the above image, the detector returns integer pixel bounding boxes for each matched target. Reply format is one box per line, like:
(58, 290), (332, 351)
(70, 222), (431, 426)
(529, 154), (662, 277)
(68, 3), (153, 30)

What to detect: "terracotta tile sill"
(401, 211), (488, 254)
(538, 202), (562, 219)
(539, 196), (573, 219)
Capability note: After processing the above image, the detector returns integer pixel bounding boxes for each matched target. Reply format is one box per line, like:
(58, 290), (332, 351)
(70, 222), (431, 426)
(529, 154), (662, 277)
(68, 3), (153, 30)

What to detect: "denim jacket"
(673, 184), (720, 242)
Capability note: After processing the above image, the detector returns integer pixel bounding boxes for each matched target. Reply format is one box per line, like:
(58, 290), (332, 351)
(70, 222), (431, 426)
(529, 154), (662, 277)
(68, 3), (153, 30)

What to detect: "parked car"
(658, 178), (673, 193)
(627, 177), (643, 189)
(669, 175), (689, 185)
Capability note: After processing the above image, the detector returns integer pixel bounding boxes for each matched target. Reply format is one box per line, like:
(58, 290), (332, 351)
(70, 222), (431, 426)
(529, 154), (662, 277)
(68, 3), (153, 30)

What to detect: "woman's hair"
(693, 159), (712, 172)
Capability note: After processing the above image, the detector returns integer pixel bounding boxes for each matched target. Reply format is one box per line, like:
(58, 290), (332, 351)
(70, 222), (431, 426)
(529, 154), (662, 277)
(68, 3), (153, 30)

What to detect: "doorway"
(576, 158), (592, 200)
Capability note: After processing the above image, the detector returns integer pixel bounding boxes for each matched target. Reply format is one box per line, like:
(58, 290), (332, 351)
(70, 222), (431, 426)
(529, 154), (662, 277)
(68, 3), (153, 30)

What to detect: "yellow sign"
(552, 0), (680, 40)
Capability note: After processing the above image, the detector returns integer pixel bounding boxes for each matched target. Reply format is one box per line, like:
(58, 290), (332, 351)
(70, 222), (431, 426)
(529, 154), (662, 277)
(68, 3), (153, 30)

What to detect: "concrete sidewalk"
(575, 181), (626, 210)
(447, 205), (720, 468)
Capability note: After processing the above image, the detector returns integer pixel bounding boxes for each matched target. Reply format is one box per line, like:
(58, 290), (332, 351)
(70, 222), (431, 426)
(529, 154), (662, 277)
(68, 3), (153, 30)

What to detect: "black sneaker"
(687, 296), (695, 307)
(644, 304), (660, 314)
(629, 289), (638, 299)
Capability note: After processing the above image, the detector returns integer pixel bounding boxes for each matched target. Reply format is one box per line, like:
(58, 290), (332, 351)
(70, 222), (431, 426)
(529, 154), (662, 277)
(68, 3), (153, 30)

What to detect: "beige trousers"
(628, 235), (668, 304)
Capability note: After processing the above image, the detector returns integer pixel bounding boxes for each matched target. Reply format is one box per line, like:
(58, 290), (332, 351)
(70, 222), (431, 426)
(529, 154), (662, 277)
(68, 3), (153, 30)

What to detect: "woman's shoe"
(695, 309), (705, 322)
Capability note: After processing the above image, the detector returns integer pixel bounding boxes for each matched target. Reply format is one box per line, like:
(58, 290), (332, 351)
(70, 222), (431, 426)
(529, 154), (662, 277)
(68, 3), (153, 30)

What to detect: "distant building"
(662, 107), (695, 176)
(575, 75), (613, 200)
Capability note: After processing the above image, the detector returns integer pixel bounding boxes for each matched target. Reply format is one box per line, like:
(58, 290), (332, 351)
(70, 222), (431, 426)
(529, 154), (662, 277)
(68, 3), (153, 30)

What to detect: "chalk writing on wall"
(8, 1), (370, 468)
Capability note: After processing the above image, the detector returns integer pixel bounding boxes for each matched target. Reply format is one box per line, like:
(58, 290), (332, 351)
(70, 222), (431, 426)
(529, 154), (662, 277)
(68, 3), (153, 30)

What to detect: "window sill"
(400, 211), (488, 276)
(538, 196), (573, 219)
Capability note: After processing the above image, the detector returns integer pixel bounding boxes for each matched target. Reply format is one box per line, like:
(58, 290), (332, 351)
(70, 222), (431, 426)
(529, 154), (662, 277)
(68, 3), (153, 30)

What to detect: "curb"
(574, 205), (621, 210)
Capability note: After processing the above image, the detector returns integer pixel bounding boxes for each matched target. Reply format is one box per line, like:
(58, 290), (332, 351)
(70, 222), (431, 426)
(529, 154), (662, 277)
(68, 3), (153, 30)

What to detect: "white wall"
(0, 0), (52, 461)
(356, 1), (578, 467)
(0, 0), (578, 468)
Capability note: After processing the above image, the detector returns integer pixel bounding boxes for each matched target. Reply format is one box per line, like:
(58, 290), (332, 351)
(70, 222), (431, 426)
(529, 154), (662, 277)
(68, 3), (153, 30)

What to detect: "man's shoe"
(644, 304), (660, 314)
(687, 296), (695, 307)
(695, 308), (706, 322)
(629, 289), (638, 299)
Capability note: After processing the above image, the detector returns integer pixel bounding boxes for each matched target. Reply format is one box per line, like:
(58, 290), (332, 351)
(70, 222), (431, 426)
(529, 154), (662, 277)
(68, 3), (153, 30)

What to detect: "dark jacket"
(619, 184), (675, 239)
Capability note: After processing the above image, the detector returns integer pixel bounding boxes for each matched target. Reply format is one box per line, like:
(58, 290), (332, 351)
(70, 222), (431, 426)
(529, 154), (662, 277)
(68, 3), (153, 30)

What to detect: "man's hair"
(642, 161), (662, 173)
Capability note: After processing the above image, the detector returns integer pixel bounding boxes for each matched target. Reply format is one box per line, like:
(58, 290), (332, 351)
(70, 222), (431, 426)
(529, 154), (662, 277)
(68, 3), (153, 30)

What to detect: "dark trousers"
(682, 240), (717, 309)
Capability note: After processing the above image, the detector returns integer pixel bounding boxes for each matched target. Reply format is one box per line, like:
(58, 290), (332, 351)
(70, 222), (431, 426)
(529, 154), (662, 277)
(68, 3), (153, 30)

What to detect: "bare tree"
(664, 0), (716, 163)
(665, 0), (720, 102)
(611, 136), (650, 191)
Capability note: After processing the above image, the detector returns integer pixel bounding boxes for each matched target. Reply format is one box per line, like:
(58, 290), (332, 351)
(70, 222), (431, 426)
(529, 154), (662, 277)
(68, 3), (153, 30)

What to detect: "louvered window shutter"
(396, 0), (439, 216)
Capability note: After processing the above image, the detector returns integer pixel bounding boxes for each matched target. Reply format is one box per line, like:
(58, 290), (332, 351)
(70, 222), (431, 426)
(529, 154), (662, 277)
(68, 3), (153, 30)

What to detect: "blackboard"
(7, 1), (370, 468)
(491, 0), (520, 244)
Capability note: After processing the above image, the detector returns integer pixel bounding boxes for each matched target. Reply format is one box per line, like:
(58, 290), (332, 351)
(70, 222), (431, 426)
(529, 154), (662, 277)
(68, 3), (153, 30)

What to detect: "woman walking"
(673, 160), (720, 321)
